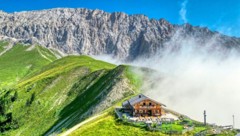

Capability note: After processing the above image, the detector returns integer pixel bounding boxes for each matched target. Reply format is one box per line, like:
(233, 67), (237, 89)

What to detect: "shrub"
(25, 92), (35, 106)
(122, 114), (128, 122)
(151, 123), (157, 128)
(11, 91), (18, 102)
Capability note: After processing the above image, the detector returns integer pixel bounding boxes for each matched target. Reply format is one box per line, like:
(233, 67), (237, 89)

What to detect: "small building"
(122, 94), (166, 117)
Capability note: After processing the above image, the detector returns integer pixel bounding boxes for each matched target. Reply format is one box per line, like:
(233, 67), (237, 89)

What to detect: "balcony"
(139, 105), (156, 108)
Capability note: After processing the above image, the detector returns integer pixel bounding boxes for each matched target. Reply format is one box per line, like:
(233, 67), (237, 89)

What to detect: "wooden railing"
(139, 105), (156, 108)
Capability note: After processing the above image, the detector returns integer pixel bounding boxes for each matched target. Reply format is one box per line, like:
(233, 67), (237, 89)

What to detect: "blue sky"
(0, 0), (240, 37)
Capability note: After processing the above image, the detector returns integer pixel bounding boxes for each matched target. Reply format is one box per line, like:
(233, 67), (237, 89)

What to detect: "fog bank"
(131, 33), (240, 128)
(95, 31), (240, 128)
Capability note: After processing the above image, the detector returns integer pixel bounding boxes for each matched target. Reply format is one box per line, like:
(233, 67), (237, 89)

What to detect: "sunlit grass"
(70, 111), (166, 136)
(18, 55), (116, 87)
(0, 44), (57, 88)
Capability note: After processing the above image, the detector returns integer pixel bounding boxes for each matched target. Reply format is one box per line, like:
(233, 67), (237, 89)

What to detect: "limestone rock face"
(0, 8), (239, 60)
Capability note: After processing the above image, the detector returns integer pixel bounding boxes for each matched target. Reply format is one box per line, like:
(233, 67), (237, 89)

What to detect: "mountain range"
(0, 8), (240, 61)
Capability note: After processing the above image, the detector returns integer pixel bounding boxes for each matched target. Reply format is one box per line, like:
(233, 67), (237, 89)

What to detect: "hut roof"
(122, 93), (166, 107)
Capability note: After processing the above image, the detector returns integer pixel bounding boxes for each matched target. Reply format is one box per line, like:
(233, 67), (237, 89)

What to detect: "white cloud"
(179, 0), (188, 23)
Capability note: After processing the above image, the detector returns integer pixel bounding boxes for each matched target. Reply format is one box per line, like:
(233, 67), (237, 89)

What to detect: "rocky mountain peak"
(0, 8), (239, 61)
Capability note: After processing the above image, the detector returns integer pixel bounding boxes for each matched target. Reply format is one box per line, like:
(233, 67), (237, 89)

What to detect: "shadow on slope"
(44, 65), (130, 135)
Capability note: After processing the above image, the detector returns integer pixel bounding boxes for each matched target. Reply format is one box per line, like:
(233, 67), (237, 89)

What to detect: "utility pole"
(204, 110), (206, 126)
(232, 115), (235, 129)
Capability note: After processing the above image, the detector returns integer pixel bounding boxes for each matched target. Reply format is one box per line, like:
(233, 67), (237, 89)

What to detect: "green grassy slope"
(0, 53), (139, 136)
(70, 109), (237, 136)
(0, 43), (57, 88)
(18, 55), (115, 87)
(70, 111), (166, 136)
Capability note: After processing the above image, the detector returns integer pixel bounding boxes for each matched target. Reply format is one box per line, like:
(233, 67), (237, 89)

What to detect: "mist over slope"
(0, 8), (240, 61)
(130, 31), (240, 128)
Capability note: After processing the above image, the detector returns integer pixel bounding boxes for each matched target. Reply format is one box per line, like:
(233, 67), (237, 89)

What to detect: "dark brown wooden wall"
(133, 99), (165, 117)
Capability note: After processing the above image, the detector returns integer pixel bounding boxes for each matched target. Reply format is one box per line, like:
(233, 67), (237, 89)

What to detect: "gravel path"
(60, 112), (107, 136)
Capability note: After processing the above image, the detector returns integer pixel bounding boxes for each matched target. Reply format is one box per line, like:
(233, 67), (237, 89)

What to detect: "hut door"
(148, 110), (152, 116)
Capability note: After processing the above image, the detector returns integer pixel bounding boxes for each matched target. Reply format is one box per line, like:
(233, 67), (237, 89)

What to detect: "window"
(149, 102), (152, 106)
(143, 103), (146, 106)
(139, 110), (143, 113)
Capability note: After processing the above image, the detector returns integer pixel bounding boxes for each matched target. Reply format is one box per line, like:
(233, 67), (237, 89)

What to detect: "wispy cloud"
(179, 0), (188, 23)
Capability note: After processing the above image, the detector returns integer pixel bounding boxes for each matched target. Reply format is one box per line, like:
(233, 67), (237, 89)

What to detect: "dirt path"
(0, 42), (13, 56)
(60, 113), (107, 136)
(37, 46), (53, 62)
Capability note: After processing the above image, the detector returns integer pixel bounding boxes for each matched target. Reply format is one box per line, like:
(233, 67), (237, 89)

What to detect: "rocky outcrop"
(0, 8), (240, 60)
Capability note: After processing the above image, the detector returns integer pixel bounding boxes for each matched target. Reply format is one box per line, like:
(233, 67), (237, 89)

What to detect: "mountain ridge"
(1, 8), (240, 61)
(0, 46), (138, 135)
